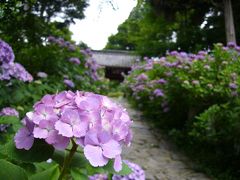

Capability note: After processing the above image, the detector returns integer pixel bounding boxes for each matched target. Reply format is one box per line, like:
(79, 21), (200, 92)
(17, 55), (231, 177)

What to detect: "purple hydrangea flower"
(84, 58), (101, 81)
(235, 46), (240, 52)
(88, 160), (145, 180)
(13, 63), (33, 82)
(14, 91), (133, 172)
(132, 85), (145, 93)
(229, 83), (238, 89)
(0, 40), (33, 82)
(47, 36), (56, 43)
(136, 73), (148, 81)
(0, 39), (15, 63)
(222, 47), (229, 51)
(179, 52), (188, 58)
(156, 78), (167, 84)
(0, 107), (18, 132)
(48, 36), (77, 52)
(89, 174), (108, 180)
(14, 117), (34, 150)
(112, 160), (145, 180)
(153, 89), (164, 97)
(227, 42), (236, 48)
(0, 107), (19, 117)
(170, 51), (178, 56)
(64, 79), (75, 88)
(68, 44), (76, 51)
(198, 51), (208, 56)
(69, 57), (80, 65)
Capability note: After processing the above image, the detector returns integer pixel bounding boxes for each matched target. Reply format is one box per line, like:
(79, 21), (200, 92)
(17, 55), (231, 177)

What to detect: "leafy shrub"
(123, 42), (240, 179)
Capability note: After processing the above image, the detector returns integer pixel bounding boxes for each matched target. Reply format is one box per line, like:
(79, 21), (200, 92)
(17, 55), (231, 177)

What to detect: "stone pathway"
(113, 97), (211, 180)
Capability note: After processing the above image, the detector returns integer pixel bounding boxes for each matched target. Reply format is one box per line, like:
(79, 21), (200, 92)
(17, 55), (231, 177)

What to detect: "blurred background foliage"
(105, 0), (240, 56)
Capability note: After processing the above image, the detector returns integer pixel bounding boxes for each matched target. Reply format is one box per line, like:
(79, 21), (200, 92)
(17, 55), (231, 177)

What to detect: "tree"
(223, 0), (236, 43)
(0, 0), (88, 49)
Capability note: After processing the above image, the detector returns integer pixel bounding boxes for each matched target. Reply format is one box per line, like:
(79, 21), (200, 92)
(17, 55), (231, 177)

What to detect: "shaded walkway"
(113, 97), (210, 180)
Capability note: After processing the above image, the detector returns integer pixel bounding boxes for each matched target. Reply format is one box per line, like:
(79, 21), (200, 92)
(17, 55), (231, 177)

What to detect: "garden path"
(113, 97), (211, 180)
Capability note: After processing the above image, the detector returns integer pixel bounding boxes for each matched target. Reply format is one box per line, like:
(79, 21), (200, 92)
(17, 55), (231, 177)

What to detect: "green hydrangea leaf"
(0, 159), (28, 180)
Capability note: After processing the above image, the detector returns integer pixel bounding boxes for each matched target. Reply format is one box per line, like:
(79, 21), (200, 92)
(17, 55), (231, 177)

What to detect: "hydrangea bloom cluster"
(88, 160), (145, 180)
(153, 89), (164, 97)
(48, 36), (101, 81)
(47, 36), (76, 51)
(69, 57), (80, 65)
(64, 79), (75, 88)
(0, 107), (19, 132)
(124, 42), (240, 117)
(85, 57), (100, 81)
(14, 91), (132, 172)
(0, 107), (19, 117)
(0, 39), (14, 63)
(0, 39), (33, 82)
(81, 48), (101, 81)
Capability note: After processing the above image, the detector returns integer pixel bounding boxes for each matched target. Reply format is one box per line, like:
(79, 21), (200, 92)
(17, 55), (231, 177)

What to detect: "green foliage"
(71, 168), (88, 180)
(0, 116), (21, 145)
(0, 0), (88, 49)
(30, 164), (60, 180)
(0, 159), (28, 180)
(1, 140), (54, 163)
(52, 150), (132, 178)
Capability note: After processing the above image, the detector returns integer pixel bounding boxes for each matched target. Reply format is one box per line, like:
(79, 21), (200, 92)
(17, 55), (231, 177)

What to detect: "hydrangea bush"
(123, 42), (240, 178)
(124, 43), (240, 127)
(0, 37), (113, 118)
(46, 36), (101, 82)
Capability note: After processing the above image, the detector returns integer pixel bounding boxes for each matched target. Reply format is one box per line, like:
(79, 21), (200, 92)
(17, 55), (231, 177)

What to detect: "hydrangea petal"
(102, 139), (121, 158)
(113, 155), (122, 172)
(33, 127), (48, 139)
(84, 145), (108, 167)
(55, 121), (73, 137)
(14, 127), (34, 150)
(53, 136), (70, 150)
(84, 131), (99, 145)
(72, 121), (88, 138)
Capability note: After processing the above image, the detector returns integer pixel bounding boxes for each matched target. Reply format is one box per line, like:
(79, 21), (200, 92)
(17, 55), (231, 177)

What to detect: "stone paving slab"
(113, 97), (211, 180)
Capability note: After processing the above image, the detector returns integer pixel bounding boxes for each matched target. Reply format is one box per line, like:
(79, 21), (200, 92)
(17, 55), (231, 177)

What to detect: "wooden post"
(223, 0), (236, 43)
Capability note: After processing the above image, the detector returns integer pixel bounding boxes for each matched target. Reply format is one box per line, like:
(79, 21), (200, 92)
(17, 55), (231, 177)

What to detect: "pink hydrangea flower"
(14, 91), (132, 172)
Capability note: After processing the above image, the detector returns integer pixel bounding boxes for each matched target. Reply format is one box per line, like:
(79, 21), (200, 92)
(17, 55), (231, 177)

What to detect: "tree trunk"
(223, 0), (236, 43)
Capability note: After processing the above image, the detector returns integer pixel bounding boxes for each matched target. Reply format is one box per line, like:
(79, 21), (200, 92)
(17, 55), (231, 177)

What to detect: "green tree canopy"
(0, 0), (88, 49)
(105, 0), (240, 56)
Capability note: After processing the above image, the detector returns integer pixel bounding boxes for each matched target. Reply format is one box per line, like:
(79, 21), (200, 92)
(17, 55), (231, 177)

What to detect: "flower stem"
(108, 173), (113, 180)
(58, 140), (78, 180)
